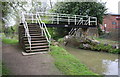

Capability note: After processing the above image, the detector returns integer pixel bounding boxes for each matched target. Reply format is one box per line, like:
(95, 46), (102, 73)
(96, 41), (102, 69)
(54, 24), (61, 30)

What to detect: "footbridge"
(19, 12), (97, 53)
(20, 12), (97, 28)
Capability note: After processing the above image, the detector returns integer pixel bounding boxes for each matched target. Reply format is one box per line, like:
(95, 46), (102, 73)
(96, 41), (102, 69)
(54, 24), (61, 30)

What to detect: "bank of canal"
(62, 45), (118, 75)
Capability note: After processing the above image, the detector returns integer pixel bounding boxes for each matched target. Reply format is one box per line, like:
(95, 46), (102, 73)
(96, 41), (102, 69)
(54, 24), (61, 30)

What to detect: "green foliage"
(53, 2), (107, 36)
(79, 44), (84, 49)
(97, 25), (104, 36)
(0, 62), (10, 75)
(48, 27), (70, 40)
(58, 38), (64, 43)
(91, 43), (120, 54)
(50, 46), (98, 75)
(2, 38), (18, 44)
(47, 28), (57, 39)
(54, 2), (107, 24)
(110, 49), (120, 54)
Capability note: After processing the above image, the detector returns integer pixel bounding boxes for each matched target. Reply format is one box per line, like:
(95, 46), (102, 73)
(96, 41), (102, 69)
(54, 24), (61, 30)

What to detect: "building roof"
(105, 13), (120, 16)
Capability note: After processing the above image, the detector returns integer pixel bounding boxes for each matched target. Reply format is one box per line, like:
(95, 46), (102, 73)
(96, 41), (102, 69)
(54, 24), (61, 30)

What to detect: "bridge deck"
(20, 23), (97, 28)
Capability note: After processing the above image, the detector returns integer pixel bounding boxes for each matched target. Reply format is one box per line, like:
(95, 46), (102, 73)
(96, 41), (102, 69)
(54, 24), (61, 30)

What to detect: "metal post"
(68, 16), (70, 25)
(75, 15), (76, 25)
(41, 24), (43, 36)
(96, 18), (97, 25)
(89, 17), (90, 25)
(57, 14), (59, 24)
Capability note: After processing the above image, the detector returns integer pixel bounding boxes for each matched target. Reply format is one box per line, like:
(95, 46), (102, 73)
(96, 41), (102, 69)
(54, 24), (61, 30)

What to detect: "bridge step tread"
(24, 40), (47, 43)
(25, 43), (48, 46)
(26, 48), (48, 52)
(23, 34), (41, 36)
(24, 36), (45, 38)
(26, 46), (49, 49)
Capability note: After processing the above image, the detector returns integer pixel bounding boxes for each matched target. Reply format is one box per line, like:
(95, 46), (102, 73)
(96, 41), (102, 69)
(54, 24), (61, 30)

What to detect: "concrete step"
(25, 45), (49, 49)
(26, 48), (48, 52)
(24, 40), (47, 43)
(23, 34), (41, 36)
(22, 32), (40, 34)
(23, 36), (45, 38)
(25, 43), (48, 46)
(24, 37), (46, 41)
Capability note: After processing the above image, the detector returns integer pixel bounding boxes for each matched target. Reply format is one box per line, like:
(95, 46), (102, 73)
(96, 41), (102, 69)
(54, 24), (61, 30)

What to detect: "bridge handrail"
(37, 12), (97, 25)
(22, 12), (31, 51)
(36, 13), (51, 47)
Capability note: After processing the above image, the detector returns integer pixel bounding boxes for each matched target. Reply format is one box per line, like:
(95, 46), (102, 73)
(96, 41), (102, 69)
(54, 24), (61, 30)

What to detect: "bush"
(58, 38), (64, 43)
(90, 43), (120, 54)
(79, 44), (84, 49)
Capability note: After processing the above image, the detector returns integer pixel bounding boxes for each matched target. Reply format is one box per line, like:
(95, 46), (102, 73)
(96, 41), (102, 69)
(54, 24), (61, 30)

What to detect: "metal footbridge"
(21, 12), (97, 28)
(20, 12), (97, 52)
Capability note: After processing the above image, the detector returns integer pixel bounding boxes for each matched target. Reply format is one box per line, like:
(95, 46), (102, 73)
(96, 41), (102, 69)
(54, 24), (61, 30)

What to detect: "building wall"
(101, 14), (119, 32)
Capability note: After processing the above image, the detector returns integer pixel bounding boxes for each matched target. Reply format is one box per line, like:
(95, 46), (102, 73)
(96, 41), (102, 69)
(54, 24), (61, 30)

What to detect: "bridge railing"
(37, 12), (97, 26)
(21, 12), (51, 48)
(21, 12), (32, 51)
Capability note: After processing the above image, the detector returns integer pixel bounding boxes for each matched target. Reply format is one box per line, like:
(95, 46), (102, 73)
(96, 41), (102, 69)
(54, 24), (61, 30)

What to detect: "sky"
(101, 0), (120, 14)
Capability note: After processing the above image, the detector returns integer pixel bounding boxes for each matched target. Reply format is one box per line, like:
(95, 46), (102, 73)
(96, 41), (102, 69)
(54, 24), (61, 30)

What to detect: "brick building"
(101, 14), (120, 32)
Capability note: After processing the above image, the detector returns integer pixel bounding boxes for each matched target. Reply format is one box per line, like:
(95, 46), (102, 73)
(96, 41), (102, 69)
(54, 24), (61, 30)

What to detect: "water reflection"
(62, 45), (118, 75)
(102, 59), (118, 75)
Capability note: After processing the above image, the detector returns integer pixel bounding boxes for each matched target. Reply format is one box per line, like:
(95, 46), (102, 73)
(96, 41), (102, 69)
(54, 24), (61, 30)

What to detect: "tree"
(0, 1), (41, 34)
(54, 2), (107, 24)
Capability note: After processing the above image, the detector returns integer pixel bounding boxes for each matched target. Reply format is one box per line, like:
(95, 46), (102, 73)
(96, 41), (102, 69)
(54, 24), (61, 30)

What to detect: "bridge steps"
(19, 24), (49, 53)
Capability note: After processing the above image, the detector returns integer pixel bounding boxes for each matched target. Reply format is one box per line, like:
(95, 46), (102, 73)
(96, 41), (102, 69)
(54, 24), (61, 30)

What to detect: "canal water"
(61, 45), (118, 75)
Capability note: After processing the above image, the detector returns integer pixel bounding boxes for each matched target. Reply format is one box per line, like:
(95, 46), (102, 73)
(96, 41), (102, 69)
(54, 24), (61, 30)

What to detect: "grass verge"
(2, 38), (18, 44)
(91, 37), (118, 45)
(0, 63), (10, 75)
(49, 46), (98, 75)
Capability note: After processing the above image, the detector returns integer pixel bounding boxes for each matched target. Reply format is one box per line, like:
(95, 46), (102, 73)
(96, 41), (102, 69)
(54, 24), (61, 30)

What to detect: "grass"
(49, 46), (98, 75)
(0, 62), (10, 75)
(58, 38), (64, 43)
(2, 38), (18, 44)
(0, 33), (18, 44)
(92, 37), (118, 45)
(91, 43), (120, 54)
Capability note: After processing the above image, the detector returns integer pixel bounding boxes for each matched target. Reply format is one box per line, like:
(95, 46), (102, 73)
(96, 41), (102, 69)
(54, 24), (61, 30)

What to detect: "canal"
(62, 45), (118, 75)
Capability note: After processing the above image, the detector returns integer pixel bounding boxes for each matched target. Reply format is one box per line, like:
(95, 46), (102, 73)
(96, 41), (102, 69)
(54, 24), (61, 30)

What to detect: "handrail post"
(95, 18), (97, 25)
(22, 12), (31, 52)
(57, 14), (59, 24)
(75, 15), (76, 25)
(68, 16), (70, 25)
(41, 23), (44, 36)
(89, 17), (90, 25)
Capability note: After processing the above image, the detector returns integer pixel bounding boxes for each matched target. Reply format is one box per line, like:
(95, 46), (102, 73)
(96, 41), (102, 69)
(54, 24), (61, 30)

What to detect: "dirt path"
(2, 44), (62, 75)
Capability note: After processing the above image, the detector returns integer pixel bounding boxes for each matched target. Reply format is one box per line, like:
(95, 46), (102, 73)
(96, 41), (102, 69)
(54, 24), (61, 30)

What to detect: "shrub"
(58, 38), (64, 43)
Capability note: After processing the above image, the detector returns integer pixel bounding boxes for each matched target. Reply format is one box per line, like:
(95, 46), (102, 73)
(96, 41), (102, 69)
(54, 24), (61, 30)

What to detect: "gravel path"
(2, 44), (62, 75)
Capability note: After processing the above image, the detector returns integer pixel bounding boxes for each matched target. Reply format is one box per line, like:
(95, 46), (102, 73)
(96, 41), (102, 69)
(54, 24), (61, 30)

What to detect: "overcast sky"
(101, 0), (120, 14)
